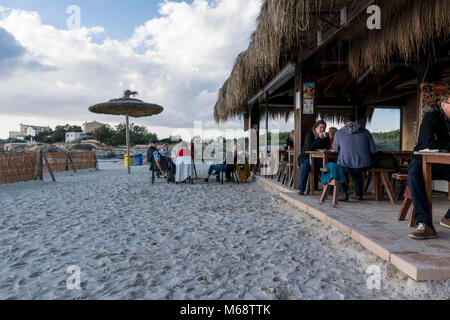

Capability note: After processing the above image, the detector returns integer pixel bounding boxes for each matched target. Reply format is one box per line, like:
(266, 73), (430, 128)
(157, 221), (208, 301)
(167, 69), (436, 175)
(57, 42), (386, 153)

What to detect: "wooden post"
(126, 114), (131, 174)
(33, 150), (41, 180)
(265, 95), (269, 156)
(38, 150), (43, 181)
(94, 154), (99, 170)
(294, 62), (316, 189)
(43, 153), (56, 182)
(67, 153), (77, 172)
(249, 104), (260, 173)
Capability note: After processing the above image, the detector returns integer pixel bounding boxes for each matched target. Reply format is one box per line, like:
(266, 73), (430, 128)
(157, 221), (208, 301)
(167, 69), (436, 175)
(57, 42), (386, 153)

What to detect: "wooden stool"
(398, 185), (416, 227)
(319, 168), (340, 207)
(372, 168), (396, 204)
(392, 173), (408, 202)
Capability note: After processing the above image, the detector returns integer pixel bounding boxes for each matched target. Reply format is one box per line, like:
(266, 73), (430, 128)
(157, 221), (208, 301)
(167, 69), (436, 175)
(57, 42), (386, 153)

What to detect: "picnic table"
(414, 151), (450, 216)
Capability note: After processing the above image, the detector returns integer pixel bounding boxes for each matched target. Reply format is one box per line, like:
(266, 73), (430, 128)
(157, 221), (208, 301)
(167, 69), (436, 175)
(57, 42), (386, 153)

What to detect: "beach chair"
(220, 165), (239, 185)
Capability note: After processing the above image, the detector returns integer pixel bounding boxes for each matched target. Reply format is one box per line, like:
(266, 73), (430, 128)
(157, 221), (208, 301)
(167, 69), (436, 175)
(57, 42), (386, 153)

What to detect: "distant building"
(83, 121), (106, 134)
(9, 124), (51, 140)
(65, 132), (92, 143)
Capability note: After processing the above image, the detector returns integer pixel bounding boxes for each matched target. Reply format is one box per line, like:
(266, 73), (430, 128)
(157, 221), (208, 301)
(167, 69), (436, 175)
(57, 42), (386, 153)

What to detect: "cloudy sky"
(0, 0), (266, 140)
(0, 0), (399, 140)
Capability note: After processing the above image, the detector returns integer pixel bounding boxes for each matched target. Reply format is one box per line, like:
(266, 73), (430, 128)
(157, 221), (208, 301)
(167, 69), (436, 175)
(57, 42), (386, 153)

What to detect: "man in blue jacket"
(333, 116), (376, 200)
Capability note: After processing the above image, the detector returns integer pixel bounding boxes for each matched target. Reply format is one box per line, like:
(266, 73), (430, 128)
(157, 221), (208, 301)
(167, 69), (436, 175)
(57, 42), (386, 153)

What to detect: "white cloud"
(0, 0), (261, 139)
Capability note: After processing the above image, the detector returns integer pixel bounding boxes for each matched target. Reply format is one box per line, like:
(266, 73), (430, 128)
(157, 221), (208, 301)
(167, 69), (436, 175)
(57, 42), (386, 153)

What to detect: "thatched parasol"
(89, 90), (164, 174)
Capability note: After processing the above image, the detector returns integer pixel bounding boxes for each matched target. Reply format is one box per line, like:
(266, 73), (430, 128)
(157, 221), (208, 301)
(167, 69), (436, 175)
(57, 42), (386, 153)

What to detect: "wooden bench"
(319, 168), (340, 207)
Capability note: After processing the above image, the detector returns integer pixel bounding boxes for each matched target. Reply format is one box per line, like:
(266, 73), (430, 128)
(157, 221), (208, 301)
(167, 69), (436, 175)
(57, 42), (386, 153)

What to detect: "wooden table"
(378, 151), (413, 166)
(306, 150), (338, 194)
(414, 152), (450, 216)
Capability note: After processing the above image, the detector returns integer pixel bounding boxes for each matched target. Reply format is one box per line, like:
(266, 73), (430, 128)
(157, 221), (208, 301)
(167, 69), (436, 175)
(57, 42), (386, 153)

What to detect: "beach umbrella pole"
(126, 114), (131, 174)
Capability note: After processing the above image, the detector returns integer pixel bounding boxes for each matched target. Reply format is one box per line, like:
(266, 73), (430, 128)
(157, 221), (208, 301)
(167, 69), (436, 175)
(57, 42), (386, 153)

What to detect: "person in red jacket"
(328, 127), (337, 150)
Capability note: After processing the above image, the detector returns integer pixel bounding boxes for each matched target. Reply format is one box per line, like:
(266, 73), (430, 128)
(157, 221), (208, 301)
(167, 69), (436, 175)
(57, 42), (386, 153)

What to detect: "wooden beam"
(362, 91), (416, 106)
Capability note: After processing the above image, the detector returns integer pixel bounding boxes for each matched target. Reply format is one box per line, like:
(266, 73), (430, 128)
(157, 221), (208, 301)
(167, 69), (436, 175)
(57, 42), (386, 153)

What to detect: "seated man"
(204, 162), (226, 183)
(407, 92), (450, 240)
(204, 151), (235, 183)
(333, 116), (376, 201)
(147, 139), (166, 178)
(160, 143), (172, 158)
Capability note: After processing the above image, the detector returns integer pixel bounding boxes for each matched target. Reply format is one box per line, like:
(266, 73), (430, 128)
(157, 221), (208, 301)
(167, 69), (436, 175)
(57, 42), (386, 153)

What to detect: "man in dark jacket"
(297, 120), (331, 195)
(407, 92), (450, 240)
(333, 116), (376, 200)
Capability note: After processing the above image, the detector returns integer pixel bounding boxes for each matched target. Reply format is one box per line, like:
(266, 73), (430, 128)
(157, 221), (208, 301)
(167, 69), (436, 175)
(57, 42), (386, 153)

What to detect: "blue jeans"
(340, 168), (368, 198)
(208, 164), (226, 175)
(407, 158), (450, 227)
(298, 158), (323, 192)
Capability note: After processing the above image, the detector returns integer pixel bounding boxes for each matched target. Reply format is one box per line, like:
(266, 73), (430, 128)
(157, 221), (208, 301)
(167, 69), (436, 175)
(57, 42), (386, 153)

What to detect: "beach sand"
(0, 162), (448, 299)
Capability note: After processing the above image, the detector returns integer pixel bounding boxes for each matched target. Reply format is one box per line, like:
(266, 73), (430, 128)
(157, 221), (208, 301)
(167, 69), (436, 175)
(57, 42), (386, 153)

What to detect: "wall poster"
(303, 82), (315, 115)
(420, 83), (448, 117)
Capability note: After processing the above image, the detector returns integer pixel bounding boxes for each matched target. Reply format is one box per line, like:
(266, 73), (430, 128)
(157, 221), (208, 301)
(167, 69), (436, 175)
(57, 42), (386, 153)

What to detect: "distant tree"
(93, 125), (116, 146)
(35, 129), (53, 143)
(93, 123), (157, 147)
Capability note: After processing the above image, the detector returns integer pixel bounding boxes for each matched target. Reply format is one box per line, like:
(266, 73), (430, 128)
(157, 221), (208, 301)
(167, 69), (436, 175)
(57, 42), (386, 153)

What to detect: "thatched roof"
(215, 0), (450, 123)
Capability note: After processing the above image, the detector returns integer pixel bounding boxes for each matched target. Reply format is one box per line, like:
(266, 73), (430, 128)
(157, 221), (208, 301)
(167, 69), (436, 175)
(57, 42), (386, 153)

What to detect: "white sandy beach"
(0, 162), (449, 300)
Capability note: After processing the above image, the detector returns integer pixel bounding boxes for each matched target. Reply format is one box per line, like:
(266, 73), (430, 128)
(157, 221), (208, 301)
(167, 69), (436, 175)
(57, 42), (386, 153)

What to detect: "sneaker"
(408, 223), (438, 240)
(440, 217), (450, 229)
(298, 190), (305, 195)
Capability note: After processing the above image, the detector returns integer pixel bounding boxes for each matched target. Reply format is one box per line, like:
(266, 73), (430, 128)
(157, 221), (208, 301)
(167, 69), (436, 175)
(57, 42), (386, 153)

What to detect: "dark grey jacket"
(334, 123), (376, 169)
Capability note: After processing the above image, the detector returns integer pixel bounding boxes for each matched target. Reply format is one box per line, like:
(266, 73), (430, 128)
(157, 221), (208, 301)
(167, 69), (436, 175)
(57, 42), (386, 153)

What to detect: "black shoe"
(339, 193), (349, 202)
(350, 194), (363, 201)
(204, 178), (209, 183)
(298, 190), (305, 195)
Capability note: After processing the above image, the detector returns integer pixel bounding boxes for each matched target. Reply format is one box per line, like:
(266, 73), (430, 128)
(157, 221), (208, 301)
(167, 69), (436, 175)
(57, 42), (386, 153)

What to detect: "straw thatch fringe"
(349, 0), (450, 77)
(215, 0), (450, 123)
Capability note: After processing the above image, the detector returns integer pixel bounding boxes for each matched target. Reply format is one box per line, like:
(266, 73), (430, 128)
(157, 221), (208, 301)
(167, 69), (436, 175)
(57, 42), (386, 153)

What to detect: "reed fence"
(0, 151), (98, 185)
(0, 152), (38, 185)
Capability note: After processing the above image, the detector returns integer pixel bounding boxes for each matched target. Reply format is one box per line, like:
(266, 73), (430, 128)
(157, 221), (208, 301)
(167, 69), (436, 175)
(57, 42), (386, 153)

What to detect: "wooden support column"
(265, 95), (269, 155)
(293, 62), (316, 189)
(125, 114), (131, 174)
(249, 104), (260, 173)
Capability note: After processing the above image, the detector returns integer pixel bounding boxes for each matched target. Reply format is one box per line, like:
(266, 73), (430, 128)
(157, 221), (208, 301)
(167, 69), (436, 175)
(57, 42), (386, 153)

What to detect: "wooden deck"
(256, 175), (450, 281)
